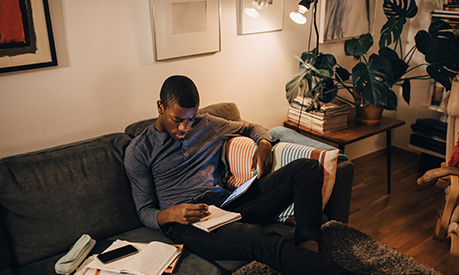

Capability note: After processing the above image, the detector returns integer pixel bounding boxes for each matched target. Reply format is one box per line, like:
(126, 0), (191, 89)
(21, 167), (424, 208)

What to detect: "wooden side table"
(283, 113), (405, 194)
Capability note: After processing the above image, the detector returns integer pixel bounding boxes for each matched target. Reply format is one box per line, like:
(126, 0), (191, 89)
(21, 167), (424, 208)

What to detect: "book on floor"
(192, 205), (242, 233)
(85, 240), (181, 275)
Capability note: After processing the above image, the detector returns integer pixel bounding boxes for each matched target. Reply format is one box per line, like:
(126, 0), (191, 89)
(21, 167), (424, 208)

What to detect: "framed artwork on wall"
(152, 0), (221, 61)
(237, 0), (284, 35)
(318, 0), (377, 43)
(0, 0), (57, 73)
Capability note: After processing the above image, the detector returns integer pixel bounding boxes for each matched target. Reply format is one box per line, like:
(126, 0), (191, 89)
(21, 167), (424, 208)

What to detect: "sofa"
(0, 102), (354, 275)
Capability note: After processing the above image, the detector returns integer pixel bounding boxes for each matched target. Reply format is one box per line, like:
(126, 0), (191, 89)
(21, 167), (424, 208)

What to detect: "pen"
(93, 268), (99, 275)
(189, 197), (199, 204)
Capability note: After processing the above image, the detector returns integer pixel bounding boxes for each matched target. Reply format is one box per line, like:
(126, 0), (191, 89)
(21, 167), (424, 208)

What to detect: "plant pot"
(355, 104), (384, 125)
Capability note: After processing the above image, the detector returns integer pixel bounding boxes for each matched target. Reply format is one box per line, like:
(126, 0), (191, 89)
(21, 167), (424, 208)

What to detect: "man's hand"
(157, 203), (210, 226)
(252, 139), (273, 179)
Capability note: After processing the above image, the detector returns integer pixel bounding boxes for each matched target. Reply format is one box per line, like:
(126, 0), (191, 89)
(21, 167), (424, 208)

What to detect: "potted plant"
(286, 0), (459, 125)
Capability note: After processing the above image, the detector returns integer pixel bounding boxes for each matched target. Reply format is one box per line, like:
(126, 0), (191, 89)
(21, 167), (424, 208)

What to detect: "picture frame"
(151, 0), (221, 61)
(424, 79), (449, 112)
(237, 0), (284, 35)
(0, 0), (57, 73)
(318, 0), (377, 43)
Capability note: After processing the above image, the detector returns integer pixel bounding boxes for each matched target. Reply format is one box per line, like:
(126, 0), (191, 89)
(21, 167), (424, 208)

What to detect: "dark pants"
(166, 159), (354, 274)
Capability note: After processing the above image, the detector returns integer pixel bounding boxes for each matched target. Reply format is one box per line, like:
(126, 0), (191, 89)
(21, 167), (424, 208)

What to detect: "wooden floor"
(349, 147), (452, 275)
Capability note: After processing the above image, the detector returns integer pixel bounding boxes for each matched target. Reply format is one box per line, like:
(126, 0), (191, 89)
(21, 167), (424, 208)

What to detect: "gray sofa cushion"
(0, 133), (142, 265)
(125, 102), (242, 137)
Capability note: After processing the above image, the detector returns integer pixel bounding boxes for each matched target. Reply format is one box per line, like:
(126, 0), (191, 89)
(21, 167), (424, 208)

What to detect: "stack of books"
(431, 9), (459, 36)
(444, 0), (459, 11)
(409, 118), (447, 157)
(288, 96), (349, 134)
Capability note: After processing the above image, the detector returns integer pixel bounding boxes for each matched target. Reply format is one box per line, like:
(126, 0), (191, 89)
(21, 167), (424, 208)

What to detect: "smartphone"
(97, 244), (139, 264)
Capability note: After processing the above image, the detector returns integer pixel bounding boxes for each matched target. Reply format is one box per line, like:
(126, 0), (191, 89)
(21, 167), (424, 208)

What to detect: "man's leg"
(166, 221), (356, 275)
(225, 158), (323, 246)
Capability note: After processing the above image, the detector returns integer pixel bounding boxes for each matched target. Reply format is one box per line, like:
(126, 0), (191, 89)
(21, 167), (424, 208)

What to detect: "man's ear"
(157, 100), (164, 115)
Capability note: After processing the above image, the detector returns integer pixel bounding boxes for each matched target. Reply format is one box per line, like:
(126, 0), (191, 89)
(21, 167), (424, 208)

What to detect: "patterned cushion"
(222, 137), (339, 224)
(223, 137), (258, 191)
(272, 142), (339, 223)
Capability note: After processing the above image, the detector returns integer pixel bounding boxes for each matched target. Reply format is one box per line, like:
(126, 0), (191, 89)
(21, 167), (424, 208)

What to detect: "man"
(124, 75), (359, 274)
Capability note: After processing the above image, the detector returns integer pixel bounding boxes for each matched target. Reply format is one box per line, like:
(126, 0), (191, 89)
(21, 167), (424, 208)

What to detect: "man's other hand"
(252, 139), (273, 179)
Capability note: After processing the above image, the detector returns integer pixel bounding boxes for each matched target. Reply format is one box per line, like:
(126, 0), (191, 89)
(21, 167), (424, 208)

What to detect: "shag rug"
(232, 221), (441, 275)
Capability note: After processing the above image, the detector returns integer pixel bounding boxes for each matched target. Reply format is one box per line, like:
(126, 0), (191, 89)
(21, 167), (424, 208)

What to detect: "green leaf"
(345, 33), (374, 57)
(315, 53), (337, 76)
(379, 90), (398, 110)
(425, 48), (459, 91)
(352, 54), (395, 109)
(300, 48), (318, 65)
(379, 16), (406, 48)
(383, 0), (418, 19)
(378, 47), (408, 81)
(415, 20), (459, 91)
(402, 79), (411, 105)
(336, 67), (350, 82)
(285, 63), (308, 104)
(415, 20), (455, 55)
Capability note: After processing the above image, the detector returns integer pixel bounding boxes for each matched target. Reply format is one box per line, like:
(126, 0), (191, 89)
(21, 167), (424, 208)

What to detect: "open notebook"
(192, 175), (257, 233)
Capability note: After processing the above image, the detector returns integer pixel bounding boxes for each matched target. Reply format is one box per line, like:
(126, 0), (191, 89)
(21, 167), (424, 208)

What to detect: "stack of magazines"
(288, 96), (350, 134)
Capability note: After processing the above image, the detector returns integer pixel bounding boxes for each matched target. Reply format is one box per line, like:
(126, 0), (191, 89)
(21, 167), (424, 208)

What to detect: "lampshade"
(290, 0), (315, 24)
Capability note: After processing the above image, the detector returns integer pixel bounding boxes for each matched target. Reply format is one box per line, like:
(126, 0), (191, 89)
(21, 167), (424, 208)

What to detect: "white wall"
(0, 0), (444, 160)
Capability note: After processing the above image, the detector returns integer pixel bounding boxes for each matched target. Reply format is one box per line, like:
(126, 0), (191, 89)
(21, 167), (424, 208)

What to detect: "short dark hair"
(160, 75), (200, 109)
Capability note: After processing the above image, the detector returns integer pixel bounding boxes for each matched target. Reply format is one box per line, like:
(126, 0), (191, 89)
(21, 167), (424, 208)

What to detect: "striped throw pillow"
(223, 137), (339, 224)
(224, 137), (258, 191)
(272, 142), (339, 223)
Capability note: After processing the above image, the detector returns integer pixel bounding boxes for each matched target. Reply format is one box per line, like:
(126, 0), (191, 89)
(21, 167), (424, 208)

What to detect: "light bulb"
(290, 4), (308, 24)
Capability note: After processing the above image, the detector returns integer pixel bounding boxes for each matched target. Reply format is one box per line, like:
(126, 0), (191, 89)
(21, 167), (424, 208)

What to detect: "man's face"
(155, 101), (198, 140)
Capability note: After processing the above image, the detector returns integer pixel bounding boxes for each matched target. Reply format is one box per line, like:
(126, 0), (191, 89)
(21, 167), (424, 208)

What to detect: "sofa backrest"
(0, 133), (142, 266)
(124, 102), (242, 137)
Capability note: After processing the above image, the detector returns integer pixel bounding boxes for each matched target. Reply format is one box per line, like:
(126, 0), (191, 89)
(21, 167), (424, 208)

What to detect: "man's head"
(159, 75), (200, 109)
(155, 75), (200, 140)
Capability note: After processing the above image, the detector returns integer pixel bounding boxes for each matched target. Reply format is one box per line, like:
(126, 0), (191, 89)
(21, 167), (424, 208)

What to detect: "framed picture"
(152, 0), (221, 61)
(318, 0), (377, 43)
(424, 79), (449, 112)
(237, 0), (284, 35)
(0, 0), (57, 73)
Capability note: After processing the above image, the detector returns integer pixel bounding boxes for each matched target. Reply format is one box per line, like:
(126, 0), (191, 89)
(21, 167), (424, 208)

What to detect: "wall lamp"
(290, 0), (316, 24)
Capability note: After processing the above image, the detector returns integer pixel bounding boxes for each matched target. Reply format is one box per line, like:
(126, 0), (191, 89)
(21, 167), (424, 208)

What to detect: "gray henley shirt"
(124, 113), (273, 231)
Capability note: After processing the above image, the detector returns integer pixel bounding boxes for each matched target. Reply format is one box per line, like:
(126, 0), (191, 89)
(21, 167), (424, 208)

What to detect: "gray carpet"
(233, 221), (441, 275)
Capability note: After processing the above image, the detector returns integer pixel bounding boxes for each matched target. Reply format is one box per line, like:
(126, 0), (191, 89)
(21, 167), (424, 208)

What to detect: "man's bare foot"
(298, 240), (319, 253)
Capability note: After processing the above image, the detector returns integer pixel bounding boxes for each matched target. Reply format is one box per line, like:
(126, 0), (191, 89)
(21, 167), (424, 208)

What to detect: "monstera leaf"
(379, 16), (406, 48)
(345, 33), (373, 57)
(315, 53), (337, 77)
(378, 47), (408, 82)
(336, 66), (350, 82)
(285, 51), (321, 104)
(425, 50), (459, 91)
(383, 0), (418, 19)
(415, 20), (459, 91)
(401, 79), (411, 105)
(307, 78), (338, 105)
(415, 20), (455, 55)
(352, 54), (396, 110)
